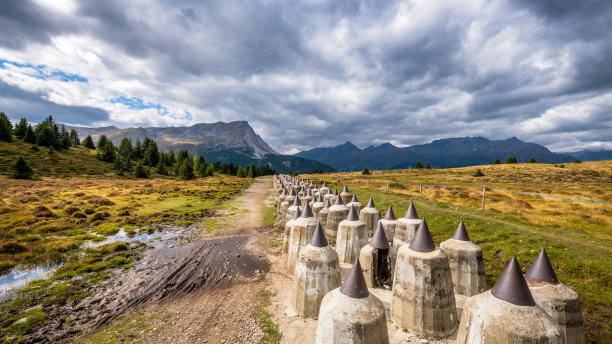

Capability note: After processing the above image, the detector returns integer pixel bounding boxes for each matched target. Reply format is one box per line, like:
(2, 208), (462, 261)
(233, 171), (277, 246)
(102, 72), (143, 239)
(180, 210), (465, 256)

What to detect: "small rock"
(420, 339), (429, 344)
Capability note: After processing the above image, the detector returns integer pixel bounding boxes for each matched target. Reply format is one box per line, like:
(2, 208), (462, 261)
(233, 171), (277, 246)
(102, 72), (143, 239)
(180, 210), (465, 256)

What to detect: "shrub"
(473, 169), (485, 177)
(9, 156), (34, 179)
(361, 167), (370, 175)
(506, 156), (518, 164)
(574, 159), (582, 163)
(493, 158), (501, 164)
(528, 157), (537, 163)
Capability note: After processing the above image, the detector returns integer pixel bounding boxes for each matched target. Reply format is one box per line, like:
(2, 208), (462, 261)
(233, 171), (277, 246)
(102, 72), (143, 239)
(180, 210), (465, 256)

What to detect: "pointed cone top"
(292, 196), (301, 207)
(350, 194), (359, 203)
(491, 256), (536, 306)
(342, 185), (350, 193)
(451, 220), (471, 241)
(525, 249), (559, 285)
(334, 194), (344, 205)
(339, 258), (369, 298)
(310, 222), (328, 248)
(280, 188), (287, 196)
(366, 197), (375, 208)
(408, 218), (436, 252)
(384, 206), (396, 220)
(370, 222), (390, 249)
(404, 201), (419, 219)
(323, 199), (331, 209)
(333, 188), (338, 196)
(346, 204), (359, 221)
(301, 201), (314, 218)
(322, 181), (327, 187)
(288, 188), (296, 197)
(292, 207), (302, 220)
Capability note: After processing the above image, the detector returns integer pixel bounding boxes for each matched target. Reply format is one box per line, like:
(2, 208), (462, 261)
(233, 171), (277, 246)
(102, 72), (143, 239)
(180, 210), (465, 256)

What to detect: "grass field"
(302, 161), (612, 343)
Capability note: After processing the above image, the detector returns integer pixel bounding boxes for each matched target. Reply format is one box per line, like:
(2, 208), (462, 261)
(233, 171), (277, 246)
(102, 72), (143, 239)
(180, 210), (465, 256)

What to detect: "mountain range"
(294, 137), (601, 171)
(70, 121), (335, 174)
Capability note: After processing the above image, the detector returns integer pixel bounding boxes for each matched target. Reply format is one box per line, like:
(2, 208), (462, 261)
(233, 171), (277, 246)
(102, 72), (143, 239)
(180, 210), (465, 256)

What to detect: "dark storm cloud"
(0, 0), (611, 152)
(0, 80), (109, 125)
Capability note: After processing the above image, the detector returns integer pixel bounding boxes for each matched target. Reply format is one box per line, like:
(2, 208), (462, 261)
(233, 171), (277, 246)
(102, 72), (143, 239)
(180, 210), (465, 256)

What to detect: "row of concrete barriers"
(272, 174), (584, 344)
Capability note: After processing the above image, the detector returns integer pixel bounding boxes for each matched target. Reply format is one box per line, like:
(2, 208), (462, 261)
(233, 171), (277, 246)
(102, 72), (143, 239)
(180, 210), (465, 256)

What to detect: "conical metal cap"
(451, 220), (471, 241)
(292, 207), (302, 220)
(404, 201), (419, 219)
(370, 222), (390, 249)
(334, 194), (344, 206)
(366, 197), (375, 208)
(301, 201), (314, 218)
(310, 222), (328, 248)
(408, 218), (436, 252)
(323, 199), (331, 209)
(333, 188), (338, 196)
(384, 206), (396, 220)
(280, 188), (287, 196)
(342, 185), (350, 193)
(322, 182), (327, 187)
(288, 188), (296, 197)
(292, 196), (301, 207)
(339, 258), (369, 298)
(525, 249), (559, 285)
(346, 205), (359, 221)
(491, 256), (535, 306)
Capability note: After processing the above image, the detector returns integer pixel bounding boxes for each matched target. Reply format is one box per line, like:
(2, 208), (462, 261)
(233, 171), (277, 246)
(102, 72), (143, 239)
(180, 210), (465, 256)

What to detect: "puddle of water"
(86, 229), (181, 249)
(0, 265), (60, 301)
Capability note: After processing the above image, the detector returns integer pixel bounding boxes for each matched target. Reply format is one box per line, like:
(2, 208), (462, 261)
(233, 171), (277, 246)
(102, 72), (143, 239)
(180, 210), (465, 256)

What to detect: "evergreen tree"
(97, 139), (116, 162)
(237, 166), (246, 177)
(166, 150), (176, 166)
(14, 118), (28, 138)
(194, 156), (207, 177)
(118, 138), (133, 160)
(36, 124), (56, 147)
(528, 157), (537, 163)
(205, 165), (215, 177)
(9, 156), (33, 179)
(113, 155), (124, 171)
(23, 124), (36, 144)
(133, 138), (143, 159)
(135, 162), (149, 178)
(69, 129), (80, 146)
(0, 112), (13, 142)
(143, 138), (159, 166)
(361, 167), (370, 175)
(96, 134), (108, 150)
(473, 169), (484, 177)
(178, 159), (195, 180)
(494, 158), (501, 164)
(505, 156), (518, 164)
(425, 162), (431, 169)
(82, 135), (95, 149)
(155, 161), (167, 175)
(446, 164), (451, 169)
(415, 161), (423, 169)
(60, 125), (71, 149)
(174, 149), (190, 175)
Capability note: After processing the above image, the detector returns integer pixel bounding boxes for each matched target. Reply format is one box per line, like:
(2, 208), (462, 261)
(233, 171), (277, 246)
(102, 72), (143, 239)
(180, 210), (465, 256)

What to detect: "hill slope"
(70, 121), (334, 173)
(296, 137), (576, 171)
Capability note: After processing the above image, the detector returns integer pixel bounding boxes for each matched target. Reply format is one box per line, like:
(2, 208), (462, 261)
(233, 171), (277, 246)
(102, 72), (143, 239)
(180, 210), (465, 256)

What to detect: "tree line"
(1, 114), (276, 180)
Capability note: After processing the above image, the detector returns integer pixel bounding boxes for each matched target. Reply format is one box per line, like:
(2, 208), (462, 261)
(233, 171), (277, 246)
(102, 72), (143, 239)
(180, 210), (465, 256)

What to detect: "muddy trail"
(19, 178), (274, 344)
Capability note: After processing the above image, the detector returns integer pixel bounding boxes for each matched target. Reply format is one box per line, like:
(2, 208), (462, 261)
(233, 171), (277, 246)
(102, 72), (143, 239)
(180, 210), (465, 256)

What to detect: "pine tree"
(494, 158), (501, 164)
(23, 124), (36, 144)
(166, 150), (176, 166)
(361, 167), (370, 175)
(69, 129), (80, 146)
(0, 112), (13, 142)
(473, 169), (484, 177)
(60, 125), (71, 149)
(155, 161), (167, 175)
(36, 124), (56, 147)
(82, 135), (95, 149)
(9, 156), (33, 179)
(194, 156), (207, 177)
(14, 118), (28, 138)
(425, 162), (431, 169)
(97, 139), (116, 162)
(133, 138), (143, 159)
(415, 161), (423, 169)
(178, 159), (195, 180)
(135, 162), (149, 178)
(506, 156), (517, 164)
(528, 157), (537, 163)
(143, 138), (159, 166)
(96, 134), (108, 150)
(237, 166), (246, 177)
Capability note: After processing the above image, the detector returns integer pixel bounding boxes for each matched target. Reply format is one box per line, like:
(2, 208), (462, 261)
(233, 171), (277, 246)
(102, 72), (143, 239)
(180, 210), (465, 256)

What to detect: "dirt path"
(64, 177), (275, 344)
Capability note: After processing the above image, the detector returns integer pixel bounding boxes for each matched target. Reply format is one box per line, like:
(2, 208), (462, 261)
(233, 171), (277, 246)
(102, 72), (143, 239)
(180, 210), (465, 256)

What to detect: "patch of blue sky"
(0, 59), (88, 83)
(109, 96), (169, 114)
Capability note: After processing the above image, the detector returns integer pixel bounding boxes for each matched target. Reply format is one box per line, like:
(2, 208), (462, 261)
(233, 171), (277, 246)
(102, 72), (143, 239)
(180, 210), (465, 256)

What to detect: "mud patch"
(21, 236), (270, 344)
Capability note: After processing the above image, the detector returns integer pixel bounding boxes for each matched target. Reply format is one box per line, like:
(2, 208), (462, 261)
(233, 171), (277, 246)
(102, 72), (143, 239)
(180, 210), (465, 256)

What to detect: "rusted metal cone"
(457, 255), (563, 344)
(526, 249), (585, 344)
(393, 201), (422, 250)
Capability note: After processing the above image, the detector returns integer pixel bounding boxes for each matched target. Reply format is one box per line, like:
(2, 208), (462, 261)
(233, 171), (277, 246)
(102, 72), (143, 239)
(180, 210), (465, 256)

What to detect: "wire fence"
(333, 178), (612, 209)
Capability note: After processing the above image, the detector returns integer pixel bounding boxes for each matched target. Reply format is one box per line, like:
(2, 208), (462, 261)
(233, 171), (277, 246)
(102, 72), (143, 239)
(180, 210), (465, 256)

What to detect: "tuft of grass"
(253, 289), (281, 344)
(94, 224), (120, 236)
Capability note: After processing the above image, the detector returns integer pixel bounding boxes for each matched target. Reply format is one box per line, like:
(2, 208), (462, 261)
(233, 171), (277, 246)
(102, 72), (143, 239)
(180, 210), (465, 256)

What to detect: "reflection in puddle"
(0, 265), (60, 300)
(86, 229), (180, 249)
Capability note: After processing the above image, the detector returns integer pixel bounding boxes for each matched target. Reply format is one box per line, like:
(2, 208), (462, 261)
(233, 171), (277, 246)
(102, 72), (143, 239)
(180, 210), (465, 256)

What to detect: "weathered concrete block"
(335, 206), (368, 264)
(283, 207), (301, 253)
(391, 219), (457, 338)
(526, 249), (584, 344)
(379, 206), (397, 244)
(315, 261), (389, 344)
(359, 198), (380, 237)
(287, 204), (319, 273)
(340, 185), (353, 203)
(439, 221), (486, 297)
(290, 226), (341, 318)
(393, 201), (421, 250)
(346, 195), (363, 214)
(311, 195), (325, 219)
(325, 198), (349, 247)
(360, 222), (395, 288)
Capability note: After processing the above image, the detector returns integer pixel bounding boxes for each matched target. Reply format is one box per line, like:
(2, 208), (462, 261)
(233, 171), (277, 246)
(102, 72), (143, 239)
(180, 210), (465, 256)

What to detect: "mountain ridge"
(295, 136), (580, 171)
(69, 121), (334, 174)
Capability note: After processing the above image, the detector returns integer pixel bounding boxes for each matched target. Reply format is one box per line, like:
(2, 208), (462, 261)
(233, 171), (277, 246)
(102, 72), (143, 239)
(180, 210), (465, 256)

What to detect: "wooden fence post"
(386, 182), (389, 192)
(481, 185), (486, 211)
(419, 184), (423, 197)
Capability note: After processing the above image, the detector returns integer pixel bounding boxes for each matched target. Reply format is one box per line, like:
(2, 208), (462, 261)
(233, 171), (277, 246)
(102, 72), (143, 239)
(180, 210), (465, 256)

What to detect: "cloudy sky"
(1, 0), (611, 153)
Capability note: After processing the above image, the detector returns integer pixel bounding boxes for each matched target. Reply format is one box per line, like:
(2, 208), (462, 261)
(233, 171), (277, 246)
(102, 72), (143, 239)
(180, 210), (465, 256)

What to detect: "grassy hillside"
(302, 161), (612, 343)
